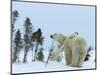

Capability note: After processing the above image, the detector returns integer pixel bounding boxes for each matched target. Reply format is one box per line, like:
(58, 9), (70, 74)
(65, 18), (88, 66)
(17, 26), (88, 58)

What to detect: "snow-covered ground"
(12, 50), (96, 74)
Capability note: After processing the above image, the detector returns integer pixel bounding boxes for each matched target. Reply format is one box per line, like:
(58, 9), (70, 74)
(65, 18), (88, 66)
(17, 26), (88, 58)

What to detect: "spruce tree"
(36, 48), (44, 61)
(32, 28), (44, 61)
(12, 10), (19, 61)
(84, 46), (92, 61)
(23, 17), (32, 63)
(12, 29), (22, 62)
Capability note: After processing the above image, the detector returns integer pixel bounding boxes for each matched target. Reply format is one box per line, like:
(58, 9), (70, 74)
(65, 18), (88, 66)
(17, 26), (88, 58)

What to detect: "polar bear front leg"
(64, 47), (72, 65)
(70, 49), (79, 67)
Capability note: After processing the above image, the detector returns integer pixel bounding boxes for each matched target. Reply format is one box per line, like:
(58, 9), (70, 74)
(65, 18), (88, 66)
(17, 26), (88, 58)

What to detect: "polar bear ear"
(69, 32), (79, 39)
(74, 32), (79, 35)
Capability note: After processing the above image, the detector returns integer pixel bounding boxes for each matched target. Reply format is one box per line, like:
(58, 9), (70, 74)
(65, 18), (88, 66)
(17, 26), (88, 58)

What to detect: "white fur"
(50, 33), (87, 67)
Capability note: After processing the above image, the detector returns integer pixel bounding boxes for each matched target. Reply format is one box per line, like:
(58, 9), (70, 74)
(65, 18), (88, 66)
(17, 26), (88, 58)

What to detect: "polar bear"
(50, 33), (87, 67)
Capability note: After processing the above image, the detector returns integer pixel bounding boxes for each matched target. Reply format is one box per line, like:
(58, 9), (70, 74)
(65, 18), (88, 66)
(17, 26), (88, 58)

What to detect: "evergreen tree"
(12, 10), (19, 60)
(84, 46), (92, 61)
(23, 17), (32, 63)
(32, 28), (44, 61)
(12, 29), (22, 62)
(36, 48), (44, 61)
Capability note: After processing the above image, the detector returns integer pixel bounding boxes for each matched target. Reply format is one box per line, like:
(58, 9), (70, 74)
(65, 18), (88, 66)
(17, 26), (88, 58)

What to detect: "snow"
(12, 50), (96, 74)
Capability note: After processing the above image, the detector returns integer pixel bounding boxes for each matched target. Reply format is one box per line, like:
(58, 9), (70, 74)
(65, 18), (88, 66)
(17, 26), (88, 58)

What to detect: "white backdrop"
(0, 0), (99, 75)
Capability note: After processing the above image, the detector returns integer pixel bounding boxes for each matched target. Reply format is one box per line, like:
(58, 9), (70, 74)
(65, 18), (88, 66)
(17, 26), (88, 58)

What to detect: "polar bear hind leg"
(77, 49), (87, 67)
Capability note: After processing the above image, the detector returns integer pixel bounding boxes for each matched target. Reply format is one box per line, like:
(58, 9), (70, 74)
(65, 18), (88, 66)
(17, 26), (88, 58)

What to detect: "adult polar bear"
(50, 33), (87, 67)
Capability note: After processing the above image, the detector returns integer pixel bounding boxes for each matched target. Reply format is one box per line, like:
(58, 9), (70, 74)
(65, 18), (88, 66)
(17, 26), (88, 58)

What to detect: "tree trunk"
(17, 50), (20, 62)
(33, 43), (38, 61)
(11, 23), (14, 61)
(23, 44), (28, 63)
(23, 50), (28, 63)
(12, 51), (17, 62)
(31, 45), (34, 61)
(12, 46), (18, 63)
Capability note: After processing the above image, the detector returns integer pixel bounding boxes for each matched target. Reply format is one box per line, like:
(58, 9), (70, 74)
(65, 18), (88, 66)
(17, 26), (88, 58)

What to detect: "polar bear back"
(71, 35), (87, 49)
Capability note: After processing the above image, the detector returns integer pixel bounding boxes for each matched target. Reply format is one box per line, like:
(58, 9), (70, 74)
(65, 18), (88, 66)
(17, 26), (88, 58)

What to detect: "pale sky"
(12, 1), (96, 50)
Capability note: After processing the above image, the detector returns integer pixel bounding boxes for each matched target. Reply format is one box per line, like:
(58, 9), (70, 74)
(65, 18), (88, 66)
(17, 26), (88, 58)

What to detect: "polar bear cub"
(50, 33), (87, 67)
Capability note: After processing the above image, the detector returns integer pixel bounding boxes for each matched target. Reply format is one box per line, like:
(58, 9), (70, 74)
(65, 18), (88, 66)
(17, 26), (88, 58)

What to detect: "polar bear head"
(50, 33), (66, 45)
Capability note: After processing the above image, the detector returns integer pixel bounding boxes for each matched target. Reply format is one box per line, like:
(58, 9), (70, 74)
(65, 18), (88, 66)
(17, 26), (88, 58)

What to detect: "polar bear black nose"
(50, 35), (53, 38)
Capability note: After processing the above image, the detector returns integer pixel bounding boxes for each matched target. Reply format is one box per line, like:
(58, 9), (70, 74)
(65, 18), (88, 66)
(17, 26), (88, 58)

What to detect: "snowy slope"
(12, 50), (95, 74)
